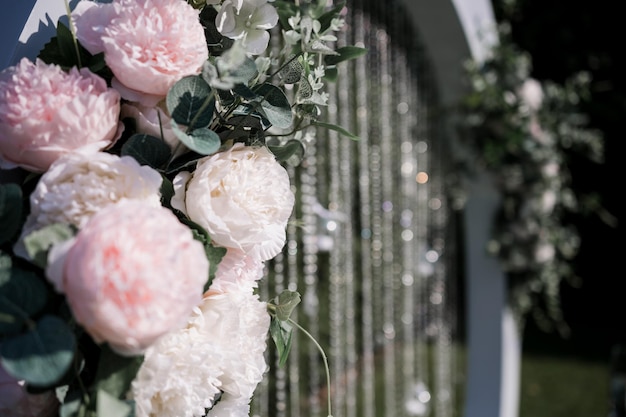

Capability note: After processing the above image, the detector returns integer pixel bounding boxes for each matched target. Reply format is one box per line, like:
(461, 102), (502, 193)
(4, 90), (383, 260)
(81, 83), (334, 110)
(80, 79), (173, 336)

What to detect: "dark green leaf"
(121, 134), (172, 169)
(252, 83), (293, 129)
(1, 315), (76, 386)
(323, 66), (338, 82)
(267, 139), (305, 164)
(94, 344), (143, 399)
(274, 0), (300, 29)
(23, 223), (76, 268)
(171, 122), (221, 156)
(0, 183), (22, 245)
(324, 46), (368, 66)
(269, 317), (293, 367)
(316, 1), (346, 32)
(0, 253), (48, 335)
(160, 176), (175, 209)
(166, 76), (215, 129)
(204, 244), (227, 292)
(271, 290), (301, 321)
(232, 83), (258, 100)
(312, 121), (359, 140)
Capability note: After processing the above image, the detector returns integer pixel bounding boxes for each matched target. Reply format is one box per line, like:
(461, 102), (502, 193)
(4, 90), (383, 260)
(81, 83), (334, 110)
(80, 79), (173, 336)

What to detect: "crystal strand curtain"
(253, 0), (460, 416)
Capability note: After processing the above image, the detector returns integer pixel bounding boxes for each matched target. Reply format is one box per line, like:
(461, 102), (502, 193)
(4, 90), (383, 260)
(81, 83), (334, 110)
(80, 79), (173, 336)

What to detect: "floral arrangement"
(458, 23), (608, 334)
(0, 0), (364, 416)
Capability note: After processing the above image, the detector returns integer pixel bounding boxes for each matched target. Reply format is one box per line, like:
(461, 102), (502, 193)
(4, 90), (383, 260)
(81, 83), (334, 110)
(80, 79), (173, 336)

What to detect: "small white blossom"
(216, 0), (279, 55)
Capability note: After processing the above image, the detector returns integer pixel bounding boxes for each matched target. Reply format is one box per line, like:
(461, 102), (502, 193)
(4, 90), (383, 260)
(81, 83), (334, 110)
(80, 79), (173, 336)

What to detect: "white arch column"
(397, 2), (519, 417)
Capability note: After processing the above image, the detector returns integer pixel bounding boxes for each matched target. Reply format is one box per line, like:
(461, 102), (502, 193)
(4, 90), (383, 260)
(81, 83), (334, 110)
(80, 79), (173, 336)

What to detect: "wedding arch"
(0, 1), (517, 417)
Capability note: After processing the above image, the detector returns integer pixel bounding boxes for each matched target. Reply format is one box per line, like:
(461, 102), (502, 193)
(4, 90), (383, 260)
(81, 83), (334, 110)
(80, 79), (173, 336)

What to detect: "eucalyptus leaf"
(252, 83), (293, 129)
(271, 290), (302, 321)
(1, 315), (76, 386)
(0, 254), (48, 335)
(0, 183), (22, 245)
(23, 223), (76, 269)
(166, 76), (215, 129)
(269, 317), (293, 367)
(121, 134), (172, 169)
(232, 83), (258, 100)
(171, 122), (221, 156)
(312, 121), (360, 140)
(97, 390), (134, 417)
(223, 57), (259, 84)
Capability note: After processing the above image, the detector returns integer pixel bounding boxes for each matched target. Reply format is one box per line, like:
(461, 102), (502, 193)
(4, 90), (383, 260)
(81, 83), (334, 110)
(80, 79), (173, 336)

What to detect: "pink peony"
(73, 0), (209, 105)
(0, 58), (121, 172)
(172, 143), (295, 261)
(54, 201), (209, 356)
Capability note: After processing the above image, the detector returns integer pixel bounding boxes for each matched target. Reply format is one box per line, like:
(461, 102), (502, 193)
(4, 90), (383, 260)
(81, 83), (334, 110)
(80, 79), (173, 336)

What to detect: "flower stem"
(64, 0), (82, 68)
(288, 318), (333, 417)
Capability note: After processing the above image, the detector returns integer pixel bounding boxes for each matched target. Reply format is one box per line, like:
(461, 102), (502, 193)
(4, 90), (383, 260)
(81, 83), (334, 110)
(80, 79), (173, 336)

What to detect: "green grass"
(519, 354), (610, 417)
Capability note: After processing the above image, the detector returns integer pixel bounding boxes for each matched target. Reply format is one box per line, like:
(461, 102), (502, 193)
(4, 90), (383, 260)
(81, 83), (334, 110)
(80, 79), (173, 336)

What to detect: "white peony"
(210, 248), (266, 294)
(131, 289), (271, 417)
(173, 143), (294, 261)
(16, 152), (162, 253)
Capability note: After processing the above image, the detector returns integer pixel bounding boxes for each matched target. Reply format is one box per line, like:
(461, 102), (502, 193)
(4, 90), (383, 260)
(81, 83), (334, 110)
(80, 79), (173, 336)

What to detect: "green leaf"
(38, 22), (79, 69)
(0, 253), (48, 335)
(171, 122), (221, 156)
(324, 46), (368, 66)
(1, 315), (76, 386)
(159, 176), (175, 209)
(204, 244), (227, 292)
(23, 223), (76, 269)
(267, 139), (305, 165)
(271, 290), (301, 321)
(121, 134), (172, 169)
(312, 121), (359, 140)
(316, 1), (346, 32)
(323, 66), (338, 82)
(269, 317), (294, 367)
(97, 390), (134, 417)
(166, 76), (215, 129)
(252, 83), (293, 129)
(0, 183), (22, 245)
(94, 344), (143, 399)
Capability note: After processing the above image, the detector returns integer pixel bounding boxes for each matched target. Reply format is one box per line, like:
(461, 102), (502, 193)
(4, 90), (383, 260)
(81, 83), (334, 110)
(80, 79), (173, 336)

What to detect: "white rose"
(173, 143), (294, 261)
(16, 152), (162, 257)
